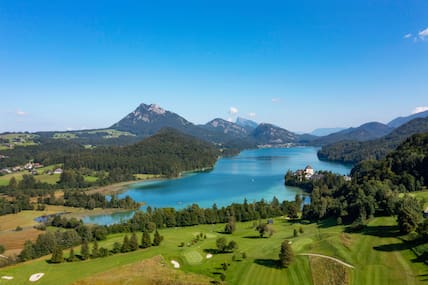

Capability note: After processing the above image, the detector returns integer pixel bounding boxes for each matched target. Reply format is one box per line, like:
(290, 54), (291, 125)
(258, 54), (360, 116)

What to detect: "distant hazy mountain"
(202, 118), (249, 138)
(111, 103), (199, 137)
(310, 127), (346, 137)
(235, 117), (258, 131)
(318, 117), (428, 163)
(388, 110), (428, 128)
(313, 122), (393, 145)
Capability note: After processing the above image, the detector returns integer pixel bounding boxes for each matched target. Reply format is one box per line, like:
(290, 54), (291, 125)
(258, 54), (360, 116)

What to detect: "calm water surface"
(84, 147), (352, 225)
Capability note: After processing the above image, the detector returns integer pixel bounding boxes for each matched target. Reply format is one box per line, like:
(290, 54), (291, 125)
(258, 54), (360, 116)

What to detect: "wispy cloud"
(419, 28), (428, 40)
(248, 112), (256, 118)
(229, 107), (238, 115)
(403, 27), (428, 42)
(412, 106), (428, 114)
(271, 98), (280, 103)
(16, 110), (27, 116)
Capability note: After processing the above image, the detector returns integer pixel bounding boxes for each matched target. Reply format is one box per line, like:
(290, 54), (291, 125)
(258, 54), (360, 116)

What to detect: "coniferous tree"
(50, 246), (64, 263)
(141, 231), (151, 248)
(121, 235), (131, 253)
(81, 240), (90, 260)
(67, 247), (77, 262)
(91, 240), (99, 258)
(130, 232), (139, 251)
(112, 242), (121, 254)
(153, 230), (163, 246)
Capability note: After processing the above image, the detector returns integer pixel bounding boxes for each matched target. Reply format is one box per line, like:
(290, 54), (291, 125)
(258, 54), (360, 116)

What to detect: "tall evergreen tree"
(141, 231), (151, 248)
(130, 232), (139, 251)
(153, 230), (163, 246)
(91, 240), (99, 258)
(50, 246), (64, 263)
(121, 235), (131, 253)
(67, 247), (77, 262)
(80, 240), (90, 260)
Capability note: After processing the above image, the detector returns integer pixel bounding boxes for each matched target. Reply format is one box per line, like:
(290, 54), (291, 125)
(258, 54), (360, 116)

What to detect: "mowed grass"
(0, 217), (427, 285)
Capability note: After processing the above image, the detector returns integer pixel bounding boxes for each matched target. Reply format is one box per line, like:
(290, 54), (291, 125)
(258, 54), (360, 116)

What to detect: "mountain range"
(387, 110), (428, 128)
(3, 102), (428, 154)
(318, 116), (428, 163)
(110, 103), (313, 147)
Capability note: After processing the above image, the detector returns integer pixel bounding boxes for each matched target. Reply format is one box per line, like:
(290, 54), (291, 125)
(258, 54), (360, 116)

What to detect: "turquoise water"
(83, 147), (352, 225)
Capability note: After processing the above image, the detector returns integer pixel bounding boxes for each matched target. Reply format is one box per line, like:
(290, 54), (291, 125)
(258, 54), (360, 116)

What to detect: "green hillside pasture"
(0, 165), (62, 186)
(0, 217), (427, 285)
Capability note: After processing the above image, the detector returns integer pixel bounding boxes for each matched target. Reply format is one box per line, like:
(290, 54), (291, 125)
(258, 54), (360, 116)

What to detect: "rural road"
(298, 253), (354, 268)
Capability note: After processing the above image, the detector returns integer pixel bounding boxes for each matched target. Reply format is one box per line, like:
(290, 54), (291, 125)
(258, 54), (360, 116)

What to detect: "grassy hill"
(0, 216), (426, 285)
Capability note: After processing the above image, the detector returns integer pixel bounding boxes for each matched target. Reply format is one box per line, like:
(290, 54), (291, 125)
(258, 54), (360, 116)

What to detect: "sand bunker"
(206, 254), (213, 259)
(1, 276), (14, 280)
(29, 273), (44, 282)
(171, 260), (180, 269)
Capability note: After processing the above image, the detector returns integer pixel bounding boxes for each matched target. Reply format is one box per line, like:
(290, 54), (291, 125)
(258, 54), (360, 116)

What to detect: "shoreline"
(85, 175), (164, 196)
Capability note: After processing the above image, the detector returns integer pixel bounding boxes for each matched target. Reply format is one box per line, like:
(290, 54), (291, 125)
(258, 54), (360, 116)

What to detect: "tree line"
(294, 133), (428, 236)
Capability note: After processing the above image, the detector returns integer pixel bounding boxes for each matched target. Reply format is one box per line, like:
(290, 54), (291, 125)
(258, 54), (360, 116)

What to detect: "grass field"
(0, 133), (38, 150)
(0, 165), (61, 186)
(0, 216), (426, 284)
(0, 166), (99, 186)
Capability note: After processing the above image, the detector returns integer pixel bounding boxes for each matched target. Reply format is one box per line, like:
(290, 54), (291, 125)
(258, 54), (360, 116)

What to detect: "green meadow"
(0, 216), (426, 285)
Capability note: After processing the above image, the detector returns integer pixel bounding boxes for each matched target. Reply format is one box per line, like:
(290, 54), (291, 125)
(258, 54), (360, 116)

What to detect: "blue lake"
(83, 147), (352, 225)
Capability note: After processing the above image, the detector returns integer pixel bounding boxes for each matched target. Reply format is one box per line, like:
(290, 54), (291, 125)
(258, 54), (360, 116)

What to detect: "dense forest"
(318, 117), (428, 163)
(0, 129), (219, 178)
(62, 129), (219, 178)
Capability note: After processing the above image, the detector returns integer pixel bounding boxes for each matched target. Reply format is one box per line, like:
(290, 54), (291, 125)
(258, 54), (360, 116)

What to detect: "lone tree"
(256, 223), (268, 237)
(224, 216), (236, 234)
(279, 240), (294, 268)
(227, 240), (238, 252)
(50, 246), (64, 263)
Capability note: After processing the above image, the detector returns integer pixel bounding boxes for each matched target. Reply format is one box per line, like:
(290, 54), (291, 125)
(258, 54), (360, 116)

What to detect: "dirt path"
(298, 253), (355, 268)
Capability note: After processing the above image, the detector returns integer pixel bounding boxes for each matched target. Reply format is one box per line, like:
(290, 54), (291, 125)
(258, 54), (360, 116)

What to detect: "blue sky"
(0, 0), (427, 133)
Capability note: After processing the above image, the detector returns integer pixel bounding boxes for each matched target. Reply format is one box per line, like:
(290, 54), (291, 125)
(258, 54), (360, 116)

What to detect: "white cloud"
(227, 117), (233, 122)
(271, 98), (280, 103)
(419, 28), (428, 39)
(248, 112), (256, 118)
(403, 33), (412, 39)
(16, 110), (27, 116)
(229, 107), (238, 115)
(412, 106), (428, 114)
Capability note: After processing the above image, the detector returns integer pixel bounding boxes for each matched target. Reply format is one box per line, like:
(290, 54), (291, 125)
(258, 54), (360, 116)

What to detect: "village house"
(24, 162), (33, 170)
(53, 168), (63, 175)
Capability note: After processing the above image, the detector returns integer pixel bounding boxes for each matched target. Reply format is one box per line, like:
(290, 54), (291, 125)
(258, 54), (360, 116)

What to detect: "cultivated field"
(0, 217), (426, 284)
